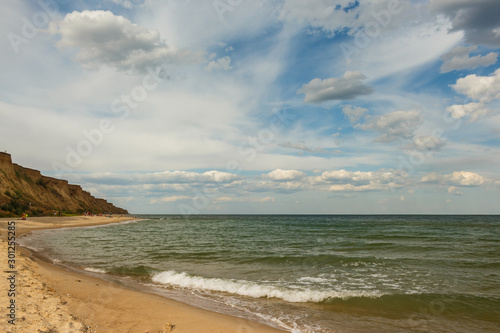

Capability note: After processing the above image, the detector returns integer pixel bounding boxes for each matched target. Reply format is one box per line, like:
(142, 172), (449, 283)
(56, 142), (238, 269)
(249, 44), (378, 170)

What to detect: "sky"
(1, 0), (499, 214)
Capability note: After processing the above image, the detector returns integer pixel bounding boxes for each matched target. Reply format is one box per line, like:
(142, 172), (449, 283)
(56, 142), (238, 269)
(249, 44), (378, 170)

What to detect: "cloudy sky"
(1, 0), (499, 214)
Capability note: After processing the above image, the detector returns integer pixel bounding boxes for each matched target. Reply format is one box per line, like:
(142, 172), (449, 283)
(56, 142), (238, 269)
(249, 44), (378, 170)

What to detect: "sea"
(19, 215), (500, 333)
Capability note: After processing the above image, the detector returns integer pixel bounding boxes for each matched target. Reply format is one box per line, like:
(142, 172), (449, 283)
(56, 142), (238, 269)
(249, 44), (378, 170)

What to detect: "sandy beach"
(0, 216), (285, 333)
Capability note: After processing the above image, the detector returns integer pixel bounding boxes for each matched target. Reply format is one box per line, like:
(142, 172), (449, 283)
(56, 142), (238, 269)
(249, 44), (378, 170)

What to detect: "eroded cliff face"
(0, 152), (128, 217)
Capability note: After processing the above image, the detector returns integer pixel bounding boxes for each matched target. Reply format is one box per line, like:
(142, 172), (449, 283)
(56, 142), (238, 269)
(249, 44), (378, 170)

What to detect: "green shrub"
(36, 178), (48, 188)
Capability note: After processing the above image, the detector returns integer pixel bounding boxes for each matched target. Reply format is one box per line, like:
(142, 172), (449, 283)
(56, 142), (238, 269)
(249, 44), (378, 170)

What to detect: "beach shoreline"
(0, 216), (286, 333)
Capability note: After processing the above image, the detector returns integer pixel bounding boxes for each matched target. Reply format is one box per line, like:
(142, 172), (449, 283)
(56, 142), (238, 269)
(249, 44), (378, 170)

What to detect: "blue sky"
(1, 0), (499, 214)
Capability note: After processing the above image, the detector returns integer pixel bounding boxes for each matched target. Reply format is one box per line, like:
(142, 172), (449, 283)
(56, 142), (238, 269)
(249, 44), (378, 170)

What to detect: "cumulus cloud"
(440, 45), (497, 73)
(357, 110), (423, 142)
(451, 68), (500, 103)
(319, 169), (407, 192)
(70, 168), (489, 204)
(299, 71), (373, 103)
(410, 135), (447, 151)
(49, 10), (201, 73)
(431, 0), (500, 47)
(421, 171), (485, 186)
(205, 56), (232, 72)
(446, 102), (491, 122)
(252, 168), (412, 193)
(446, 69), (500, 121)
(264, 169), (306, 181)
(342, 105), (368, 123)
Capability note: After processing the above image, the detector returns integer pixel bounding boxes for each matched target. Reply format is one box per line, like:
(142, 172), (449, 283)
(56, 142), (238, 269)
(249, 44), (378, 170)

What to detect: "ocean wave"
(83, 267), (107, 274)
(152, 270), (380, 303)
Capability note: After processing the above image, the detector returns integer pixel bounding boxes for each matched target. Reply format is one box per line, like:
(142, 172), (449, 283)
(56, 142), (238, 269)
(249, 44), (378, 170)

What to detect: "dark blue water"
(21, 215), (500, 332)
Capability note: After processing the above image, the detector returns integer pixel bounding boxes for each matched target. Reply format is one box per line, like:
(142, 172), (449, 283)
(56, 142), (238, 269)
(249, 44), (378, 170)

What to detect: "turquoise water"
(21, 215), (500, 332)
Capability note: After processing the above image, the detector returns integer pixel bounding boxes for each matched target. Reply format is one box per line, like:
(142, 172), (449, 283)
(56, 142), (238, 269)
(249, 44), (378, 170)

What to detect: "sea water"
(20, 215), (500, 332)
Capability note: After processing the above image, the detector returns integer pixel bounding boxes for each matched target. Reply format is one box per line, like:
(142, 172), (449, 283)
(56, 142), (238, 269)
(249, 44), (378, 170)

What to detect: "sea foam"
(83, 267), (107, 274)
(152, 270), (379, 303)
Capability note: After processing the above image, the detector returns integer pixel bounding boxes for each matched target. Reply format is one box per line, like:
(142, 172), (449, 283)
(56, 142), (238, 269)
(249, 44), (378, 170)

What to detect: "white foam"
(297, 276), (330, 283)
(152, 270), (380, 303)
(83, 267), (107, 274)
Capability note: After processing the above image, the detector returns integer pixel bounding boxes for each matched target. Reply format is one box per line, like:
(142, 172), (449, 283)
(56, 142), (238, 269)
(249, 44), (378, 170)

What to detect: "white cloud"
(205, 56), (232, 72)
(411, 136), (447, 151)
(49, 10), (201, 73)
(264, 169), (305, 181)
(451, 68), (500, 103)
(357, 110), (423, 142)
(61, 167), (492, 213)
(446, 69), (500, 121)
(446, 102), (491, 122)
(319, 169), (407, 192)
(440, 45), (497, 73)
(299, 71), (373, 103)
(421, 171), (485, 186)
(322, 170), (375, 183)
(247, 168), (412, 194)
(447, 186), (463, 196)
(342, 105), (368, 124)
(448, 171), (485, 186)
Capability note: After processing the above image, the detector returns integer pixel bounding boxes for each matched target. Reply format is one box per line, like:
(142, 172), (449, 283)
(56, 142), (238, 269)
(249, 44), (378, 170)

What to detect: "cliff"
(0, 152), (128, 217)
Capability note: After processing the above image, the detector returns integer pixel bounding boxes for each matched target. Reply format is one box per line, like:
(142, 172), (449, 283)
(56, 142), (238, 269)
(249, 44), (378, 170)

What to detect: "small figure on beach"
(20, 213), (28, 220)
